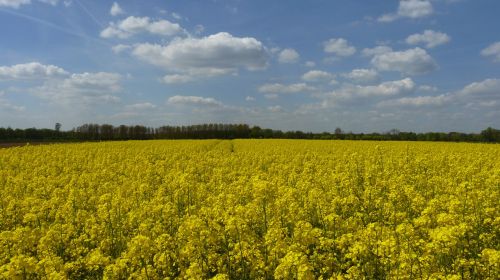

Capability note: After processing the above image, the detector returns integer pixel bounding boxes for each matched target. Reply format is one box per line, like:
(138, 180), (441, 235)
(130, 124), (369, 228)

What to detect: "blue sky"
(0, 0), (499, 132)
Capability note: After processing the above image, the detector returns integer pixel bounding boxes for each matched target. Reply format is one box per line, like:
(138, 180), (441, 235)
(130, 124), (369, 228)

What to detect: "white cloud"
(481, 42), (500, 62)
(458, 78), (500, 97)
(378, 14), (399, 23)
(471, 100), (498, 108)
(167, 95), (223, 107)
(161, 74), (194, 84)
(362, 46), (393, 57)
(305, 61), (316, 67)
(132, 32), (268, 78)
(194, 24), (205, 35)
(0, 62), (68, 80)
(125, 102), (156, 110)
(343, 69), (379, 84)
(110, 2), (124, 16)
(64, 72), (121, 91)
(418, 85), (438, 92)
(101, 16), (183, 39)
(377, 94), (450, 107)
(258, 83), (316, 94)
(455, 79), (500, 109)
(269, 47), (281, 54)
(371, 47), (437, 75)
(171, 12), (182, 20)
(245, 96), (255, 101)
(264, 93), (278, 100)
(302, 70), (334, 82)
(377, 78), (500, 108)
(34, 72), (122, 105)
(0, 0), (31, 8)
(0, 98), (25, 111)
(100, 26), (129, 39)
(278, 48), (300, 63)
(323, 38), (356, 57)
(432, 0), (462, 3)
(268, 105), (284, 113)
(398, 0), (434, 18)
(379, 0), (434, 22)
(0, 0), (59, 8)
(38, 0), (58, 5)
(111, 44), (131, 54)
(327, 78), (415, 101)
(353, 78), (415, 97)
(406, 30), (451, 48)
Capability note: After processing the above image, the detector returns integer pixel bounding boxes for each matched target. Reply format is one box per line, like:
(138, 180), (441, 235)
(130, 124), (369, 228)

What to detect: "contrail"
(0, 7), (110, 46)
(73, 0), (105, 29)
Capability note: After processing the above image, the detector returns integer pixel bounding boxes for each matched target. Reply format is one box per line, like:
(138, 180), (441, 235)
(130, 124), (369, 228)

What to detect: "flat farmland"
(0, 140), (498, 279)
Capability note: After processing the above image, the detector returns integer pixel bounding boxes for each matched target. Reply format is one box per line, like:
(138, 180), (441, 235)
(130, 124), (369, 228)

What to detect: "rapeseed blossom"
(0, 140), (498, 279)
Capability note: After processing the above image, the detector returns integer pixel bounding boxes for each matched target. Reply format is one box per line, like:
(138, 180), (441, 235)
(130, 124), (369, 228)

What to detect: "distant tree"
(250, 126), (262, 138)
(481, 127), (500, 142)
(388, 129), (400, 135)
(100, 124), (114, 140)
(1, 123), (499, 143)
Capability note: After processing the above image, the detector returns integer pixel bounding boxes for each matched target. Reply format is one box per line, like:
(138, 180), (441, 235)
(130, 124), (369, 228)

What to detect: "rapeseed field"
(0, 140), (498, 279)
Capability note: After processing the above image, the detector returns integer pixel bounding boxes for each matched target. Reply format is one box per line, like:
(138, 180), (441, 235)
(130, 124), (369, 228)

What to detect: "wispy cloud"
(0, 7), (109, 45)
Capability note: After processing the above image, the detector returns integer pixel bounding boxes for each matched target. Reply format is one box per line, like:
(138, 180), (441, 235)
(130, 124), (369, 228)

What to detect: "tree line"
(0, 123), (499, 143)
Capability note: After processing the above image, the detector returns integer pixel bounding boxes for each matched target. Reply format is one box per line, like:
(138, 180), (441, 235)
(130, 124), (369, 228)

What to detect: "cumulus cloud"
(264, 93), (278, 100)
(100, 16), (183, 39)
(278, 48), (300, 63)
(352, 78), (415, 97)
(377, 94), (450, 107)
(418, 85), (438, 92)
(379, 0), (434, 22)
(110, 2), (124, 16)
(0, 0), (59, 8)
(132, 32), (268, 78)
(194, 24), (205, 35)
(125, 102), (156, 110)
(161, 74), (194, 84)
(34, 72), (122, 105)
(343, 69), (379, 84)
(258, 83), (316, 94)
(38, 0), (58, 5)
(452, 78), (500, 109)
(481, 42), (500, 62)
(268, 105), (284, 113)
(362, 46), (393, 57)
(320, 78), (416, 107)
(377, 78), (500, 108)
(0, 62), (68, 80)
(171, 12), (182, 20)
(167, 95), (223, 107)
(323, 38), (356, 57)
(0, 98), (25, 111)
(458, 78), (500, 97)
(371, 47), (437, 75)
(111, 44), (131, 54)
(398, 0), (434, 18)
(406, 30), (451, 48)
(301, 70), (334, 82)
(305, 61), (316, 67)
(0, 0), (34, 8)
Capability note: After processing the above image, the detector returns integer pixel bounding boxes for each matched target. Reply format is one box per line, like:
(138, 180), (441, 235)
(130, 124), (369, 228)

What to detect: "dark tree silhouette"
(0, 124), (498, 143)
